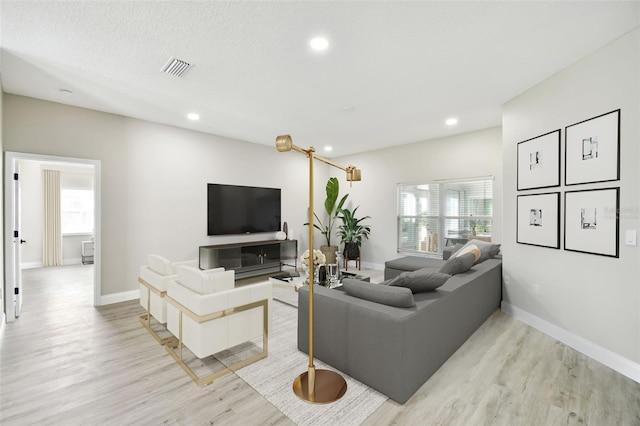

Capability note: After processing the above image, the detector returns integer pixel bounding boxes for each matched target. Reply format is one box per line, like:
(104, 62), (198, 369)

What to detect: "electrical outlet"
(532, 284), (540, 295)
(504, 275), (510, 285)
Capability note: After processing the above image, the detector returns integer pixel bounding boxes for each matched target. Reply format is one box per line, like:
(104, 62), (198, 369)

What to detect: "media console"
(199, 239), (297, 279)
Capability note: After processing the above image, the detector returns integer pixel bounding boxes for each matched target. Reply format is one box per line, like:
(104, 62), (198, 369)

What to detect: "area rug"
(215, 299), (388, 425)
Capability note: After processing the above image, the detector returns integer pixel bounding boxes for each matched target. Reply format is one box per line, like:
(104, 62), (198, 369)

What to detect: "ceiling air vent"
(161, 57), (191, 77)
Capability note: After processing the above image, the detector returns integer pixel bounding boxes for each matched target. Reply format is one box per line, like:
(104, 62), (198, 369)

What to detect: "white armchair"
(138, 254), (199, 343)
(165, 265), (272, 386)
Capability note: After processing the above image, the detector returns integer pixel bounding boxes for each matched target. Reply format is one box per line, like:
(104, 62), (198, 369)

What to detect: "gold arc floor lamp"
(275, 134), (362, 404)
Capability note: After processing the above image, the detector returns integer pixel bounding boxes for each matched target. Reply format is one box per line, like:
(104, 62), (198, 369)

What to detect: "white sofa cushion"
(176, 265), (234, 295)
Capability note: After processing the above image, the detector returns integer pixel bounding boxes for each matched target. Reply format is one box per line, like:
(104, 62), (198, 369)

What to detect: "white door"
(4, 157), (22, 321)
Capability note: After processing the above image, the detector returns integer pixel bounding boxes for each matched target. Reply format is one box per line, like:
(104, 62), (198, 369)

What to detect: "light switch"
(625, 230), (637, 246)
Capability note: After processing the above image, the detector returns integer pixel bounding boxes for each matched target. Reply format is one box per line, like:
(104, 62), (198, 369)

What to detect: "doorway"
(4, 152), (101, 322)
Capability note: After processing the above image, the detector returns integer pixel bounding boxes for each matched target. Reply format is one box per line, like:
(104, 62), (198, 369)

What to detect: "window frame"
(397, 176), (494, 256)
(60, 188), (95, 236)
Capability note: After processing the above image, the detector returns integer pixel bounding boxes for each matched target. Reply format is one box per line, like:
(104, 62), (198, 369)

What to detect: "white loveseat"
(165, 265), (272, 386)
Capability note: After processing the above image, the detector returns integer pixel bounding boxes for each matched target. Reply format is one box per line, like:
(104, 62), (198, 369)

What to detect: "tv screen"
(207, 183), (281, 236)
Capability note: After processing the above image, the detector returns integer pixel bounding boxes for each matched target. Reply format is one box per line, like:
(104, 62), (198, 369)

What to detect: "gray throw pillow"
(389, 268), (451, 293)
(343, 279), (415, 308)
(455, 239), (501, 264)
(451, 243), (466, 255)
(439, 252), (476, 275)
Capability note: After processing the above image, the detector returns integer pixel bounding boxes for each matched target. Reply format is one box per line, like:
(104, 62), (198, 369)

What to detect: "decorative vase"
(344, 242), (360, 260)
(320, 245), (338, 265)
(318, 265), (327, 285)
(302, 264), (322, 285)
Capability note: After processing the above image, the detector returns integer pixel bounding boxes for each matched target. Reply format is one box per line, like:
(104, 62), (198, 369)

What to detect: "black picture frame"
(565, 109), (620, 186)
(564, 187), (619, 258)
(516, 192), (561, 249)
(517, 129), (561, 191)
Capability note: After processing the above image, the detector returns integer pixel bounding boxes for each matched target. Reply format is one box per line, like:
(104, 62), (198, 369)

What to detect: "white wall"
(502, 29), (640, 370)
(334, 126), (503, 267)
(3, 95), (324, 297)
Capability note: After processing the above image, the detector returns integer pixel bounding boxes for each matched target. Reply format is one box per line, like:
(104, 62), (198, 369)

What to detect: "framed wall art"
(565, 109), (620, 185)
(517, 192), (560, 249)
(517, 129), (561, 190)
(564, 187), (619, 258)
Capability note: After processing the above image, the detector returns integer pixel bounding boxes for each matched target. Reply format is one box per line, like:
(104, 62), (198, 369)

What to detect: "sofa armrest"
(442, 246), (454, 260)
(139, 266), (176, 293)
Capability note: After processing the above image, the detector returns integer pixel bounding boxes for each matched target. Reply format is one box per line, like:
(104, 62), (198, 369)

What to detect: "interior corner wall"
(502, 29), (640, 368)
(2, 95), (315, 298)
(334, 126), (503, 267)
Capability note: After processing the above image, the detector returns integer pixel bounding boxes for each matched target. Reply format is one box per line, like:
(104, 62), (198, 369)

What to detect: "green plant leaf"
(324, 177), (339, 216)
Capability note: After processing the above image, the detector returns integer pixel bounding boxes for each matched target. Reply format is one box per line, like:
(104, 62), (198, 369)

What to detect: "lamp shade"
(347, 167), (362, 182)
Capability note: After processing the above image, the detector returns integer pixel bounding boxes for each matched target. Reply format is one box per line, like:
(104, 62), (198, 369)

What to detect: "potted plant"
(337, 205), (371, 261)
(306, 177), (348, 264)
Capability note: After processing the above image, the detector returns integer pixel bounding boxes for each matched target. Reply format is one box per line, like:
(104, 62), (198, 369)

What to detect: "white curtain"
(43, 169), (62, 267)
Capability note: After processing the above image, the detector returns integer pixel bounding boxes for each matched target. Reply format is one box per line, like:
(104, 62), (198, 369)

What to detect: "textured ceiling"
(1, 1), (638, 157)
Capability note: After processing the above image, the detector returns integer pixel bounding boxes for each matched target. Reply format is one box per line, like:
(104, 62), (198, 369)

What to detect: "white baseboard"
(501, 301), (640, 384)
(21, 259), (84, 269)
(98, 290), (139, 306)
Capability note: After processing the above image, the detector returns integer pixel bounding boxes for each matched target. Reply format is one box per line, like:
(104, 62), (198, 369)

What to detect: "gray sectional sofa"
(297, 249), (502, 403)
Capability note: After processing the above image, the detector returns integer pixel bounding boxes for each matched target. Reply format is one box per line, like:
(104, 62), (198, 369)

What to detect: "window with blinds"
(397, 177), (493, 255)
(61, 189), (94, 234)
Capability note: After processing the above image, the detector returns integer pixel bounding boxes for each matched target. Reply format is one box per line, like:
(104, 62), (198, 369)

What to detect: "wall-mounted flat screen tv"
(207, 183), (281, 235)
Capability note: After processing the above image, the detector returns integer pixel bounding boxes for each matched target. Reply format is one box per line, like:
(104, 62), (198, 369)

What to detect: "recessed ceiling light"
(59, 88), (73, 95)
(310, 37), (329, 51)
(324, 146), (333, 152)
(187, 113), (200, 121)
(446, 118), (458, 126)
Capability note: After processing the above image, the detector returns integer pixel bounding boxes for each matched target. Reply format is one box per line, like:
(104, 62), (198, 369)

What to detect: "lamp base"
(292, 368), (347, 404)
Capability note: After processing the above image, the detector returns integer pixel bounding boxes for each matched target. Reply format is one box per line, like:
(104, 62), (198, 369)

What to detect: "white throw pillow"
(454, 244), (481, 262)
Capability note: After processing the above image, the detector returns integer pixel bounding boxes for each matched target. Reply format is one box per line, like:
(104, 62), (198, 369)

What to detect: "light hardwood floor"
(1, 265), (639, 425)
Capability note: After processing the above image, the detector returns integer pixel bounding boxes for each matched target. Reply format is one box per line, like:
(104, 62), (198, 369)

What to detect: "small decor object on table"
(300, 249), (326, 285)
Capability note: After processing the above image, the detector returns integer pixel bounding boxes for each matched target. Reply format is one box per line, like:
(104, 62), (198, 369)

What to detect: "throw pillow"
(451, 243), (466, 255)
(388, 268), (451, 293)
(439, 252), (476, 275)
(454, 243), (481, 262)
(454, 239), (501, 264)
(343, 279), (415, 308)
(381, 275), (404, 287)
